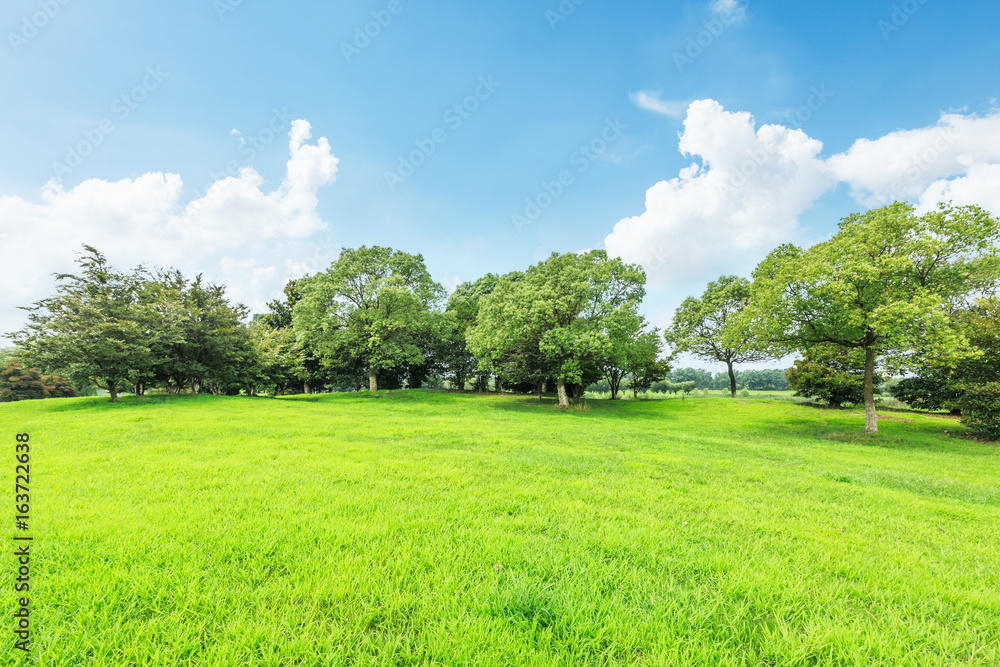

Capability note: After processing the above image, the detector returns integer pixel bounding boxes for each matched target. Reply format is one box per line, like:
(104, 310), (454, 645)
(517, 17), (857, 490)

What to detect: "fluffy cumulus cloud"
(606, 100), (832, 282)
(827, 109), (1000, 208)
(608, 101), (1000, 286)
(0, 120), (338, 334)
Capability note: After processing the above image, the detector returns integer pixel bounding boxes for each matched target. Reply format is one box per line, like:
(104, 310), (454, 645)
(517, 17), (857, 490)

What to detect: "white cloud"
(605, 100), (832, 284)
(604, 101), (1000, 288)
(630, 91), (688, 119)
(0, 120), (338, 335)
(827, 109), (1000, 207)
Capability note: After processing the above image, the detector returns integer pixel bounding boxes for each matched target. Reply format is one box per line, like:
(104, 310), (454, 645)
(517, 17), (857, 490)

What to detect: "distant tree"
(294, 246), (444, 392)
(625, 327), (671, 398)
(731, 202), (1000, 433)
(0, 364), (49, 402)
(786, 346), (882, 408)
(669, 368), (715, 389)
(469, 251), (646, 408)
(665, 275), (769, 398)
(9, 246), (154, 402)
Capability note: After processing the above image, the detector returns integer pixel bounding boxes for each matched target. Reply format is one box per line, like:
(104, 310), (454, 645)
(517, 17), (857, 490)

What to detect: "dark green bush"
(958, 383), (1000, 441)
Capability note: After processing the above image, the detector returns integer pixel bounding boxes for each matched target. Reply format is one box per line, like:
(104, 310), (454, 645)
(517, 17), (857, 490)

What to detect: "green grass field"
(2, 391), (998, 666)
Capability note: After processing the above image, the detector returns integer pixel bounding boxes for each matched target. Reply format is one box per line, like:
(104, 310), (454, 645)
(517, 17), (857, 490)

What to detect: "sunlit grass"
(1, 390), (997, 665)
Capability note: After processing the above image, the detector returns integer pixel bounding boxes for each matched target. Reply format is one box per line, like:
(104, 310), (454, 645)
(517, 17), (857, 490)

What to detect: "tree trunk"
(537, 380), (544, 402)
(572, 384), (583, 404)
(304, 381), (311, 394)
(556, 377), (569, 409)
(368, 367), (378, 392)
(727, 361), (737, 399)
(610, 377), (619, 400)
(862, 347), (878, 434)
(108, 384), (119, 403)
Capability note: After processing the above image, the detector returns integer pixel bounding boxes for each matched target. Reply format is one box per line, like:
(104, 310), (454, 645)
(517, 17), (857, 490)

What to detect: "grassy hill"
(2, 391), (998, 665)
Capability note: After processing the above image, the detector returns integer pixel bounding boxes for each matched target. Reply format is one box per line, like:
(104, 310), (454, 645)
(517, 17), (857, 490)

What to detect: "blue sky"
(2, 0), (1000, 366)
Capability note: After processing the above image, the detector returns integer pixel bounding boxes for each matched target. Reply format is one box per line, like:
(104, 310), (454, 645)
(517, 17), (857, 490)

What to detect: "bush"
(42, 375), (79, 399)
(786, 346), (881, 408)
(0, 364), (49, 402)
(958, 383), (1000, 441)
(889, 375), (963, 414)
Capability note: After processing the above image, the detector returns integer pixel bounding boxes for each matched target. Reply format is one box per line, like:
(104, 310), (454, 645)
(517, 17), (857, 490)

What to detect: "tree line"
(4, 246), (672, 410)
(4, 201), (999, 438)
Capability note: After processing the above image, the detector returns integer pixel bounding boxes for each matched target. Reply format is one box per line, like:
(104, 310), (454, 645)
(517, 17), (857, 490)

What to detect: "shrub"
(0, 364), (49, 402)
(889, 375), (963, 414)
(958, 383), (1000, 441)
(43, 375), (79, 399)
(786, 346), (881, 408)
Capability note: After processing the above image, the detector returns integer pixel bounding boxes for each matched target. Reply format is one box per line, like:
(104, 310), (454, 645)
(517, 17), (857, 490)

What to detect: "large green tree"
(10, 246), (154, 402)
(730, 202), (1000, 433)
(665, 275), (768, 398)
(468, 251), (646, 408)
(294, 246), (444, 392)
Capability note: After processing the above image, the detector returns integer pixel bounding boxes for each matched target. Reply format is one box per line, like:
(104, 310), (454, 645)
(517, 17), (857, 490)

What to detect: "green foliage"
(786, 346), (882, 408)
(732, 202), (1000, 432)
(468, 251), (646, 407)
(625, 327), (671, 398)
(294, 246), (444, 392)
(958, 383), (1000, 440)
(10, 246), (155, 401)
(665, 275), (768, 396)
(443, 275), (500, 390)
(889, 374), (963, 413)
(0, 363), (49, 401)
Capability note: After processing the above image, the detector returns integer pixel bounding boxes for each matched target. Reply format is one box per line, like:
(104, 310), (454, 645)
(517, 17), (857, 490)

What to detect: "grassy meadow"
(2, 391), (998, 665)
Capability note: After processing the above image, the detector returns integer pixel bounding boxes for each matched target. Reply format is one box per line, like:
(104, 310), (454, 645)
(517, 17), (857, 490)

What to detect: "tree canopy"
(729, 202), (1000, 433)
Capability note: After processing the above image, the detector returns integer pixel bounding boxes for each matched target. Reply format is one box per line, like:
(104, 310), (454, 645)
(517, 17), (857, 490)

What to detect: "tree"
(443, 275), (500, 391)
(730, 202), (1000, 434)
(153, 271), (254, 396)
(294, 247), (445, 392)
(9, 246), (154, 402)
(665, 275), (769, 398)
(468, 251), (646, 408)
(625, 327), (672, 398)
(889, 297), (1000, 415)
(0, 364), (49, 402)
(786, 345), (882, 408)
